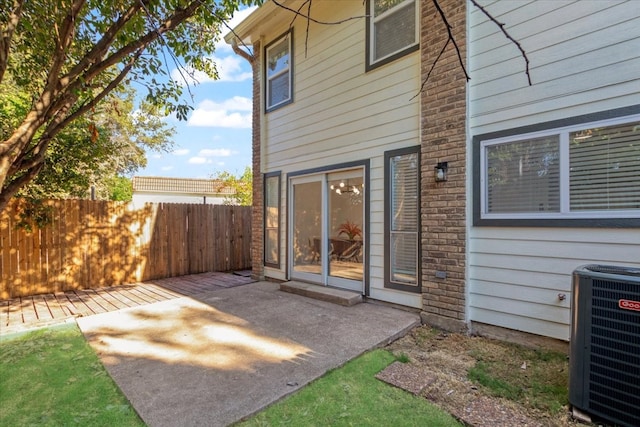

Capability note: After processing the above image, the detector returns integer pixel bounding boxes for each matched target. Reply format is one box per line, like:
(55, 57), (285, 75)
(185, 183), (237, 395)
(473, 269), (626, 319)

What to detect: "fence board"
(0, 199), (251, 299)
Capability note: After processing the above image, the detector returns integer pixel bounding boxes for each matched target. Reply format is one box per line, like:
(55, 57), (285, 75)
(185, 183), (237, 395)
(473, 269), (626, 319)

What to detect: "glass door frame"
(287, 161), (369, 294)
(289, 174), (326, 284)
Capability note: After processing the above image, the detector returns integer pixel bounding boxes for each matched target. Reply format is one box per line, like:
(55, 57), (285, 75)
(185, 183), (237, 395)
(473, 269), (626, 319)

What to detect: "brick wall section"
(250, 41), (265, 281)
(420, 0), (467, 332)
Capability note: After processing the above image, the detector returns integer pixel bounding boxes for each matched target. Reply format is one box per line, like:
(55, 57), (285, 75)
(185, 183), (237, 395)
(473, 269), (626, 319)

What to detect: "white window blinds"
(390, 151), (418, 285)
(480, 115), (640, 220)
(486, 136), (560, 213)
(264, 175), (280, 265)
(570, 122), (640, 211)
(371, 0), (417, 63)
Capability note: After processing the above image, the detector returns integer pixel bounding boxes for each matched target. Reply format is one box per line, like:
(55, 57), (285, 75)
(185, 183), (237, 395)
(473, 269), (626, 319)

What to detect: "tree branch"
(413, 0), (469, 99)
(8, 0), (135, 161)
(287, 0), (310, 29)
(470, 0), (531, 86)
(0, 163), (44, 209)
(63, 0), (145, 88)
(47, 0), (86, 93)
(41, 1), (201, 133)
(82, 1), (201, 83)
(411, 38), (450, 101)
(305, 0), (312, 58)
(433, 0), (469, 81)
(272, 0), (368, 25)
(137, 0), (197, 101)
(53, 50), (144, 136)
(8, 95), (76, 177)
(0, 0), (24, 83)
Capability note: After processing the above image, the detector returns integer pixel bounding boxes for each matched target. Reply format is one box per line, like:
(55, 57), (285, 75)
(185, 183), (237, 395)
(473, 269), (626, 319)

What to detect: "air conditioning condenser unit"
(570, 264), (640, 427)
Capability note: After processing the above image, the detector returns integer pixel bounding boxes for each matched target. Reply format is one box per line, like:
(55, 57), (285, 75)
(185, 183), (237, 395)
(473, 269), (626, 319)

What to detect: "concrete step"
(279, 281), (363, 306)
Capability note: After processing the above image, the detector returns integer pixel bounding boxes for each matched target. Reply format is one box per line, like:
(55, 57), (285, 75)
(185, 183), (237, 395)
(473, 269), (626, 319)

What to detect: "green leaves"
(1, 0), (261, 210)
(213, 166), (253, 206)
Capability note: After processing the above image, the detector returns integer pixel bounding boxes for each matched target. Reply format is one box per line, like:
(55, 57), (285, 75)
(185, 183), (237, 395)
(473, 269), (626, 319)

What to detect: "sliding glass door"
(290, 168), (364, 292)
(291, 176), (323, 282)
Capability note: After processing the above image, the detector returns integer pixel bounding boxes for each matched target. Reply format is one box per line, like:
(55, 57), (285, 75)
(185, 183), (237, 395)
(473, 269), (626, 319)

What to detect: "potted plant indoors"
(337, 220), (362, 241)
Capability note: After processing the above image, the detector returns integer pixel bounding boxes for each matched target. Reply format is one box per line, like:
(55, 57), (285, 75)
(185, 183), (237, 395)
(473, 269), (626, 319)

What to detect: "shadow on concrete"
(78, 281), (420, 427)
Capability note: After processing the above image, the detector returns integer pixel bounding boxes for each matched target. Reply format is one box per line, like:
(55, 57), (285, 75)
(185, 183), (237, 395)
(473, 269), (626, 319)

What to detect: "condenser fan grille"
(585, 278), (640, 426)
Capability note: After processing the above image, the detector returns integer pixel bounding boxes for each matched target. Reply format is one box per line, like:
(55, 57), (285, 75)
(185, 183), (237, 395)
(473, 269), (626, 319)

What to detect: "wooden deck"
(0, 271), (254, 336)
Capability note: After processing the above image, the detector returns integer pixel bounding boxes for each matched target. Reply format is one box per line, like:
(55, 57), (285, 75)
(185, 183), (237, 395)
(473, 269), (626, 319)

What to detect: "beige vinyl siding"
(469, 228), (640, 340)
(261, 1), (421, 307)
(468, 1), (640, 340)
(469, 0), (640, 133)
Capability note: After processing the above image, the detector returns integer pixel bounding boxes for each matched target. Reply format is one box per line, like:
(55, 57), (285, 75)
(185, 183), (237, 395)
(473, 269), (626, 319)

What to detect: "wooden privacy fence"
(0, 199), (252, 299)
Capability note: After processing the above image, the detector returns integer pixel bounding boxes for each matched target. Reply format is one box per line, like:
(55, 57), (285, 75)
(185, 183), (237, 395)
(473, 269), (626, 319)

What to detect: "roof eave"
(224, 0), (290, 46)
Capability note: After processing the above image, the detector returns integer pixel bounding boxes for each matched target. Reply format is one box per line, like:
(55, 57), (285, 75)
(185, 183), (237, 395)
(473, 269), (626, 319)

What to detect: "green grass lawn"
(1, 326), (461, 427)
(238, 349), (462, 427)
(0, 324), (144, 427)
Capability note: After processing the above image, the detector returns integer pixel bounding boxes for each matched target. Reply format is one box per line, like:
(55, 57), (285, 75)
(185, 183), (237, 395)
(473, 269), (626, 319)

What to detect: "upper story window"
(367, 0), (419, 70)
(474, 112), (640, 227)
(265, 31), (293, 112)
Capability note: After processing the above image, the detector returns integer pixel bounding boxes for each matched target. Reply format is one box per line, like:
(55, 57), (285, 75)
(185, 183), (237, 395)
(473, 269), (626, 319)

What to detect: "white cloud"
(198, 148), (233, 157)
(161, 165), (174, 171)
(172, 149), (190, 156)
(168, 6), (257, 86)
(171, 55), (252, 85)
(187, 97), (251, 128)
(217, 55), (253, 81)
(188, 157), (210, 165)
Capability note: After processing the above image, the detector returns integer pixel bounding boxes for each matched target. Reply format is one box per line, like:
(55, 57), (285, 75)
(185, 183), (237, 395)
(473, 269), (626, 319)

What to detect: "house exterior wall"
(250, 41), (265, 281)
(467, 0), (640, 341)
(250, 0), (423, 307)
(420, 0), (468, 332)
(232, 0), (639, 343)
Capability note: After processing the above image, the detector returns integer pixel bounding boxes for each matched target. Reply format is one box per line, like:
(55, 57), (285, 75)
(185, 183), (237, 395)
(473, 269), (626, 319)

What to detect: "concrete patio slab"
(77, 281), (420, 427)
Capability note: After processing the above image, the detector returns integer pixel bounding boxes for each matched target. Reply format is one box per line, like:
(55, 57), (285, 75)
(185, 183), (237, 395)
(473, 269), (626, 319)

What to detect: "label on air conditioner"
(619, 299), (640, 312)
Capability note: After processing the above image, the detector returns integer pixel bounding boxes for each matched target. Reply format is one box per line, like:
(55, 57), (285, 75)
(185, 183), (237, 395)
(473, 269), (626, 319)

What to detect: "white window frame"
(367, 0), (419, 69)
(265, 31), (292, 111)
(479, 114), (640, 221)
(384, 146), (421, 293)
(264, 172), (281, 268)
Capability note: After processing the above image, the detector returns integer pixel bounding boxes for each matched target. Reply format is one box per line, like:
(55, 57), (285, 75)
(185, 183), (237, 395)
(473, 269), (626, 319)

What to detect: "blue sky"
(139, 6), (258, 179)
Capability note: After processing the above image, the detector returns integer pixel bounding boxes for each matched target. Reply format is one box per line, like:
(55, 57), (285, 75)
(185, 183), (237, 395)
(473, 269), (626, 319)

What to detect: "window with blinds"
(367, 0), (418, 68)
(480, 115), (640, 220)
(265, 32), (292, 111)
(570, 122), (640, 211)
(486, 136), (560, 213)
(385, 146), (420, 292)
(264, 173), (280, 267)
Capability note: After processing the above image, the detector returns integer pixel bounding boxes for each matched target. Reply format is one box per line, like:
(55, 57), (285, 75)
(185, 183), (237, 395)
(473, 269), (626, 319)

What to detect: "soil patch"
(384, 325), (586, 427)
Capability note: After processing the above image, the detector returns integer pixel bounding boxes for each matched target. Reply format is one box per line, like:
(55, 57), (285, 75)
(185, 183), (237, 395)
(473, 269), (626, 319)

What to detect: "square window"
(367, 0), (418, 69)
(265, 32), (293, 111)
(486, 136), (560, 214)
(569, 122), (640, 211)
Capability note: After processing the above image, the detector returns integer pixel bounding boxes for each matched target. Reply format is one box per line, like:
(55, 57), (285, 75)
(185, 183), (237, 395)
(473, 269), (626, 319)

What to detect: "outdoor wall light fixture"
(435, 162), (448, 182)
